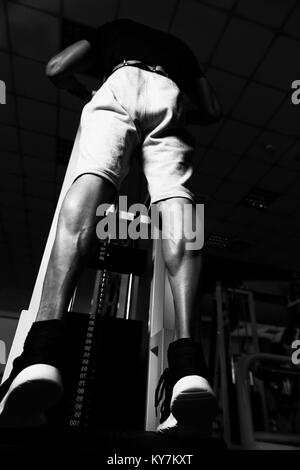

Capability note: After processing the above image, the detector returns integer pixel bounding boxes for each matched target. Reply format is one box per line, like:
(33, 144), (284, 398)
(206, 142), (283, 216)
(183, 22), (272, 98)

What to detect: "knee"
(58, 194), (91, 241)
(158, 198), (201, 272)
(163, 236), (186, 272)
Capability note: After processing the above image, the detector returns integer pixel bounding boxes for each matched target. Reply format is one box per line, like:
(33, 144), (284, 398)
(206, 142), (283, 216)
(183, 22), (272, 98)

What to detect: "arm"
(46, 40), (95, 99)
(185, 76), (222, 126)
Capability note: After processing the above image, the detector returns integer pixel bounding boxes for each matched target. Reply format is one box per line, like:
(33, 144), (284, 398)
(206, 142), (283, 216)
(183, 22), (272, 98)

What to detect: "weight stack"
(46, 313), (145, 432)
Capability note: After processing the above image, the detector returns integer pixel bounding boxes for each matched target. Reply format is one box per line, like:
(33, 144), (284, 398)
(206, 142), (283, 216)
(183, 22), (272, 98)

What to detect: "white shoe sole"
(0, 364), (63, 428)
(170, 375), (217, 431)
(157, 413), (210, 438)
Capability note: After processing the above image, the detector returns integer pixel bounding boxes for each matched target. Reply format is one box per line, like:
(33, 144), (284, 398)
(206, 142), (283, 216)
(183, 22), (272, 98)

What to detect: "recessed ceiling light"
(264, 143), (276, 154)
(241, 187), (279, 211)
(206, 233), (231, 249)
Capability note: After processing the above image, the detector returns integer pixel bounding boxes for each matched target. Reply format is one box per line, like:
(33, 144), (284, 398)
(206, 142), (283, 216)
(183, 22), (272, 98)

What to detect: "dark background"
(1, 0), (300, 313)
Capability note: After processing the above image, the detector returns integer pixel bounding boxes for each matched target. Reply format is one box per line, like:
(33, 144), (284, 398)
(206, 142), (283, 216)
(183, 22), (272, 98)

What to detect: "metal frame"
(2, 127), (83, 384)
(145, 234), (175, 431)
(236, 353), (300, 450)
(215, 284), (270, 445)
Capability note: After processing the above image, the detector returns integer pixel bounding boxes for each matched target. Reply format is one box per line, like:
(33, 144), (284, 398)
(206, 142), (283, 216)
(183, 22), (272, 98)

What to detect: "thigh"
(60, 173), (117, 227)
(142, 127), (195, 204)
(141, 77), (196, 204)
(76, 82), (139, 190)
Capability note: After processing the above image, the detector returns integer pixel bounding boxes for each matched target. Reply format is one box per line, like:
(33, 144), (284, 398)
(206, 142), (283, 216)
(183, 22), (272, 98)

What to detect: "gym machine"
(1, 126), (225, 456)
(214, 282), (300, 449)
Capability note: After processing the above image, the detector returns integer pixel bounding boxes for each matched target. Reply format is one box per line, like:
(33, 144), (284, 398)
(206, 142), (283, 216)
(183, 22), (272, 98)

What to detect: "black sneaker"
(155, 338), (217, 437)
(0, 320), (66, 428)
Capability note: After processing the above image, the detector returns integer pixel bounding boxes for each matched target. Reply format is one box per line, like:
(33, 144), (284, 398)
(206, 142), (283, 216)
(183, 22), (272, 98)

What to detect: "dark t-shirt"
(90, 19), (203, 91)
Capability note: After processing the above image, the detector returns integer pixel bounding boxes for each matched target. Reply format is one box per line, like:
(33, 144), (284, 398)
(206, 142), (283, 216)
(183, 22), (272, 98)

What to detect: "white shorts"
(75, 65), (195, 204)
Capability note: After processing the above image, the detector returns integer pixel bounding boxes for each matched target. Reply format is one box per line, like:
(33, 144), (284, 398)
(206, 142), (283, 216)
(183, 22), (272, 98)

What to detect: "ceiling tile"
(258, 166), (299, 192)
(0, 151), (22, 174)
(15, 0), (61, 14)
(1, 213), (27, 238)
(0, 191), (26, 210)
(206, 67), (246, 114)
(20, 129), (56, 160)
(237, 0), (295, 28)
(64, 0), (118, 27)
(246, 130), (294, 164)
(203, 217), (220, 235)
(234, 222), (265, 243)
(0, 93), (17, 125)
(118, 0), (176, 30)
(0, 125), (19, 152)
(232, 83), (285, 127)
(13, 56), (57, 104)
(213, 119), (259, 155)
(58, 109), (80, 140)
(284, 3), (300, 39)
(28, 213), (52, 235)
(283, 236), (300, 255)
(226, 158), (270, 185)
(55, 182), (63, 198)
(196, 148), (239, 178)
(0, 0), (8, 50)
(17, 97), (57, 134)
(0, 52), (12, 93)
(286, 179), (300, 199)
(255, 36), (300, 91)
(171, 0), (227, 62)
(226, 205), (259, 225)
(8, 3), (60, 61)
(187, 171), (222, 198)
(25, 177), (55, 199)
(200, 0), (235, 9)
(0, 174), (23, 193)
(77, 73), (102, 93)
(213, 180), (251, 203)
(268, 97), (300, 137)
(0, 245), (11, 263)
(60, 90), (82, 112)
(255, 211), (283, 229)
(277, 140), (300, 171)
(23, 156), (55, 181)
(26, 196), (54, 215)
(282, 215), (300, 235)
(205, 199), (234, 219)
(190, 122), (221, 146)
(269, 195), (300, 216)
(212, 18), (273, 77)
(56, 163), (67, 184)
(213, 219), (243, 237)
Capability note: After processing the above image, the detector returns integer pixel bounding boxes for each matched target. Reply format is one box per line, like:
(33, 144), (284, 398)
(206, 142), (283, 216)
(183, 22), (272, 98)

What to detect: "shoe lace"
(154, 368), (175, 424)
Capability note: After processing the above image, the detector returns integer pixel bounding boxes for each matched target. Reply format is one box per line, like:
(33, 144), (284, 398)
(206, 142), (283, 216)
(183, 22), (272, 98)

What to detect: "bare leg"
(157, 197), (202, 340)
(36, 174), (116, 322)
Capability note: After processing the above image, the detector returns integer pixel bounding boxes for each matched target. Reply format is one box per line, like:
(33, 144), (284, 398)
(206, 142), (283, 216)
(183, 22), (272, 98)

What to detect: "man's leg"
(155, 197), (216, 435)
(157, 197), (202, 340)
(0, 174), (116, 426)
(37, 174), (116, 321)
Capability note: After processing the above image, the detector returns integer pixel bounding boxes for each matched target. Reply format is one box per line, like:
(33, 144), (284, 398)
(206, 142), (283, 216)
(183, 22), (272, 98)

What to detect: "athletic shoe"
(155, 338), (217, 437)
(0, 320), (66, 428)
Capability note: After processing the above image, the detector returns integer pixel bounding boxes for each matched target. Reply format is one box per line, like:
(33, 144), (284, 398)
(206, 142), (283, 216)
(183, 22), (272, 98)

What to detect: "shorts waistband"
(111, 59), (169, 79)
